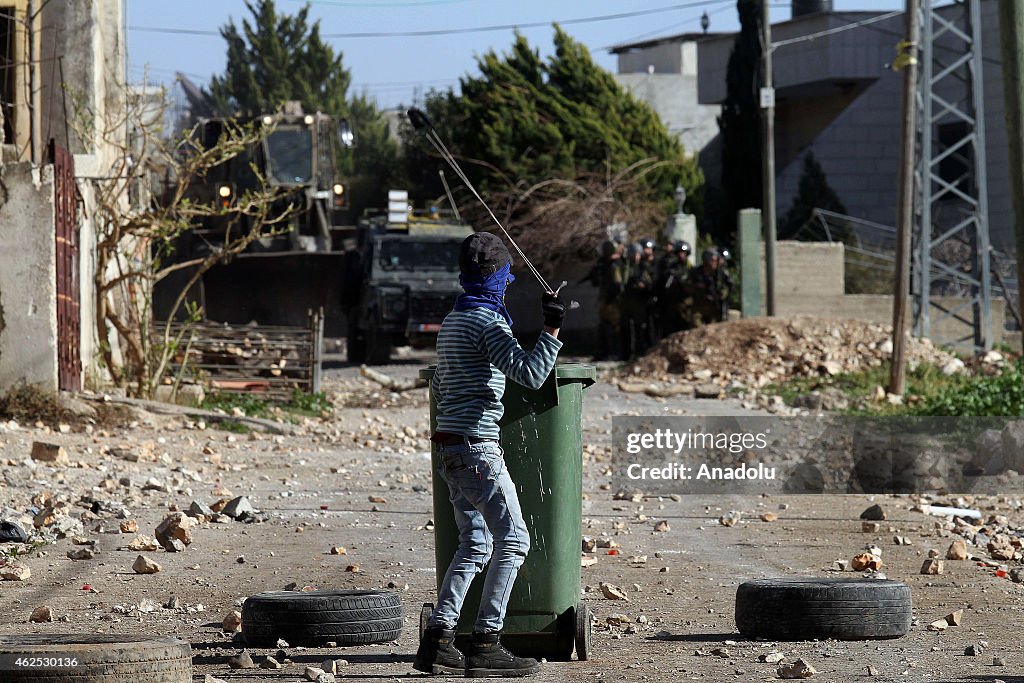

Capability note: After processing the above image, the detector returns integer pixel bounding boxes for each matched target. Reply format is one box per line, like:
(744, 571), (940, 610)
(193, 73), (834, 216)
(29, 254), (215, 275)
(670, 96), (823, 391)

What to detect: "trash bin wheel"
(575, 603), (592, 661)
(419, 602), (434, 640)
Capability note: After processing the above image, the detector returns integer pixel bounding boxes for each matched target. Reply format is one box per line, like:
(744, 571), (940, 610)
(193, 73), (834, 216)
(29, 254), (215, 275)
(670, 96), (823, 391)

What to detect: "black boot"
(464, 632), (540, 678)
(413, 626), (465, 675)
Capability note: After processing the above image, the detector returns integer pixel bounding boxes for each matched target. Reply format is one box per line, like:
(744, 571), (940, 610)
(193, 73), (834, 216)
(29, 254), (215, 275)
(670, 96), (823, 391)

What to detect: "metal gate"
(51, 139), (81, 391)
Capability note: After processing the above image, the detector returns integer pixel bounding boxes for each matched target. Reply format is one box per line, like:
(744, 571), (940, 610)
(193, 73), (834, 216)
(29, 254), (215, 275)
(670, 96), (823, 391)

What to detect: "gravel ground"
(0, 351), (1022, 682)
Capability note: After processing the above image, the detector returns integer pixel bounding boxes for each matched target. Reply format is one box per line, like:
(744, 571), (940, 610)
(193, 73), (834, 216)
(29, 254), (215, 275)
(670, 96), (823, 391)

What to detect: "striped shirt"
(432, 307), (562, 440)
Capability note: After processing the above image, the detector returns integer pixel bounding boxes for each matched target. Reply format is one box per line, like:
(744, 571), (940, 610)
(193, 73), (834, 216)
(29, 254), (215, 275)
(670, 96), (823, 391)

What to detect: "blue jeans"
(428, 440), (530, 634)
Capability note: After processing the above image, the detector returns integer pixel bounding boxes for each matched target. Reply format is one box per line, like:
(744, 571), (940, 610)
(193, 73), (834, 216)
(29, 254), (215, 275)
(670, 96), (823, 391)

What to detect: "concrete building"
(0, 0), (125, 393)
(610, 33), (724, 160)
(613, 2), (1012, 253)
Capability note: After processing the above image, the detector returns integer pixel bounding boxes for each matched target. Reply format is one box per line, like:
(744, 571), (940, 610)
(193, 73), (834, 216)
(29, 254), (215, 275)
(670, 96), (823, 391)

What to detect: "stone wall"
(0, 162), (58, 391)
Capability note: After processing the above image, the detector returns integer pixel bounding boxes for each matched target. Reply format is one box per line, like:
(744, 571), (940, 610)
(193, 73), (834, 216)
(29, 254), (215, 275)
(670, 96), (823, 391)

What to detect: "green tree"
(207, 0), (397, 217)
(401, 26), (703, 261)
(780, 151), (847, 238)
(715, 0), (762, 242)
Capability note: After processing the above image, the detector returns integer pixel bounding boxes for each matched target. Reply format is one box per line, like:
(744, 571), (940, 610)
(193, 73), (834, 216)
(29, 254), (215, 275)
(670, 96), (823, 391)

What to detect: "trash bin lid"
(553, 363), (596, 381)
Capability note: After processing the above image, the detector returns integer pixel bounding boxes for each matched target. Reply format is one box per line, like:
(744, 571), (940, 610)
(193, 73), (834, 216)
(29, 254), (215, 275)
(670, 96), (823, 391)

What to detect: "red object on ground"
(320, 505), (329, 510)
(607, 549), (619, 556)
(81, 584), (92, 590)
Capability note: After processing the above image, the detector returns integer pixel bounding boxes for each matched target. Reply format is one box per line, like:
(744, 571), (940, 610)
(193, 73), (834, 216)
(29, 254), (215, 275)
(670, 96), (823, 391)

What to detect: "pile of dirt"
(626, 315), (962, 388)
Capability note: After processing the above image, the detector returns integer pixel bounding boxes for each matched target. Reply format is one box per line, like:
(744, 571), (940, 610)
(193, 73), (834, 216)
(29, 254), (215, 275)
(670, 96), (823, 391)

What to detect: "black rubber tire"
(241, 589), (403, 647)
(346, 330), (366, 363)
(575, 603), (592, 661)
(366, 325), (392, 365)
(735, 578), (912, 640)
(419, 602), (434, 640)
(0, 634), (191, 682)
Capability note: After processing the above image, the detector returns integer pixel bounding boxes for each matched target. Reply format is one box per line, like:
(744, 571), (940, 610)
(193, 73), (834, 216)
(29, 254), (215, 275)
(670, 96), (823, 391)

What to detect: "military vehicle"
(341, 210), (472, 364)
(153, 103), (354, 329)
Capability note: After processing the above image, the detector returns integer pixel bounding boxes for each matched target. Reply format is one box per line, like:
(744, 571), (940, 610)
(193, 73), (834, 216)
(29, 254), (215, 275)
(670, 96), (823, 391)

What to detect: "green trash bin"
(417, 363), (597, 661)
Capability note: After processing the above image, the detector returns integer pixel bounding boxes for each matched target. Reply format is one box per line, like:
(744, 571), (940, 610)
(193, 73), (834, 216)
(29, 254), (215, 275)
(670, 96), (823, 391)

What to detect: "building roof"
(609, 31), (727, 54)
(610, 11), (889, 53)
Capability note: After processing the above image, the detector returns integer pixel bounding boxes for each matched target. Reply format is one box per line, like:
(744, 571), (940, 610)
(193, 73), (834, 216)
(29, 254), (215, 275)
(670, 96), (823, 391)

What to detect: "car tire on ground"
(735, 578), (912, 640)
(0, 634), (191, 683)
(241, 589), (403, 647)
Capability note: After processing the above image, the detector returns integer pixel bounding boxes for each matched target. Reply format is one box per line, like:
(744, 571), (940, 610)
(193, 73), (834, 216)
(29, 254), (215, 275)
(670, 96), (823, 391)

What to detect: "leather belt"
(433, 432), (497, 447)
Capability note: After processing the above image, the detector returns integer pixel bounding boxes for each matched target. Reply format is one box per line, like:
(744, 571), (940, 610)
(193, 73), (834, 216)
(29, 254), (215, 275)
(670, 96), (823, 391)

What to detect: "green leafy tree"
(715, 0), (763, 241)
(207, 0), (397, 216)
(780, 151), (848, 238)
(401, 26), (703, 262)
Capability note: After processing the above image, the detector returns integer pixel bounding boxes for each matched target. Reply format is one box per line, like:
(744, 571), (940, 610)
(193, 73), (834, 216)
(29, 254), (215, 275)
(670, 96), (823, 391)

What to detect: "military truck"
(152, 103), (354, 329)
(341, 212), (472, 364)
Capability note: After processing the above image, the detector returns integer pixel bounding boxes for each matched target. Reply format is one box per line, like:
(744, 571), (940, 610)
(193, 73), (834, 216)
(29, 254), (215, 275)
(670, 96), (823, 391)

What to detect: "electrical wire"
(128, 0), (737, 40)
(770, 10), (903, 50)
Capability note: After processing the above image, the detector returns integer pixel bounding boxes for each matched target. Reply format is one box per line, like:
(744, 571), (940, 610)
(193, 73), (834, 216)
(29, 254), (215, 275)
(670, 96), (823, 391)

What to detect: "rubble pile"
(627, 316), (962, 389)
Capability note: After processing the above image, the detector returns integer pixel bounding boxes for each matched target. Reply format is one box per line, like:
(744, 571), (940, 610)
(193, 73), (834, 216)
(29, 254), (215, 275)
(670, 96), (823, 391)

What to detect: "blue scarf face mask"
(453, 261), (515, 326)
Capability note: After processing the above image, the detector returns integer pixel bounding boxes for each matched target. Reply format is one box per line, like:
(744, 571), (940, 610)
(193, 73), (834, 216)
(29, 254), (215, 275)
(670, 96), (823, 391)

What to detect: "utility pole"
(26, 0), (37, 164)
(890, 0), (921, 396)
(998, 0), (1024, 354)
(760, 0), (777, 316)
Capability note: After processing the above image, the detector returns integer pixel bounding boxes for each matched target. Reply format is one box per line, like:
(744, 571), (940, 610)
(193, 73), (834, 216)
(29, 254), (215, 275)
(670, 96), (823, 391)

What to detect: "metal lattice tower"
(913, 0), (992, 350)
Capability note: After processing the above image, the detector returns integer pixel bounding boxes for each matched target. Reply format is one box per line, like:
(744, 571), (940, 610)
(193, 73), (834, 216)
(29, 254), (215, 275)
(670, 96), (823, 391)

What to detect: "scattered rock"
(860, 504), (886, 521)
(867, 664), (880, 676)
(860, 521), (878, 533)
(329, 546), (347, 555)
(305, 667), (326, 681)
(921, 558), (944, 575)
(927, 619), (948, 632)
(653, 520), (670, 532)
(155, 512), (195, 552)
(227, 650), (254, 669)
(759, 652), (785, 663)
(945, 610), (964, 627)
(851, 553), (882, 571)
(965, 644), (984, 656)
(719, 511), (741, 527)
(760, 512), (778, 522)
(29, 605), (53, 623)
(119, 519), (139, 534)
(778, 658), (817, 679)
(694, 383), (722, 399)
(947, 539), (969, 560)
(66, 547), (95, 561)
(993, 656), (1005, 666)
(987, 535), (1015, 561)
(204, 676), (227, 683)
(127, 535), (160, 552)
(221, 496), (254, 520)
(223, 610), (242, 632)
(581, 555), (598, 568)
(0, 520), (28, 543)
(260, 656), (282, 669)
(31, 441), (68, 464)
(187, 500), (215, 519)
(1009, 567), (1024, 583)
(132, 555), (161, 574)
(599, 582), (630, 601)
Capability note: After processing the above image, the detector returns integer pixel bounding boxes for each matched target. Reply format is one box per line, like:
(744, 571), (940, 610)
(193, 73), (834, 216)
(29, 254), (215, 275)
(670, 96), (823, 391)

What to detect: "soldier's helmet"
(702, 247), (720, 264)
(599, 240), (616, 258)
(639, 237), (656, 250)
(674, 240), (692, 254)
(627, 242), (643, 259)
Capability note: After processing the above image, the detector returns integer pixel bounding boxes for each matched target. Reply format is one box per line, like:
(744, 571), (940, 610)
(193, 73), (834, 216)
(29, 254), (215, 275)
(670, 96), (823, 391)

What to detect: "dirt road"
(0, 355), (1021, 682)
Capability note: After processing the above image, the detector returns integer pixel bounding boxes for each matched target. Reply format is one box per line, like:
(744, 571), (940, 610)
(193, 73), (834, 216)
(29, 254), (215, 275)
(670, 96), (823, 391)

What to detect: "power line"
(770, 10), (903, 49)
(128, 0), (735, 40)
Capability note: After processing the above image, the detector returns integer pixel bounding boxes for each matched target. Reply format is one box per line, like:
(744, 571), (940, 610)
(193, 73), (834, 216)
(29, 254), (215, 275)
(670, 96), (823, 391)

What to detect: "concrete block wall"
(0, 162), (58, 392)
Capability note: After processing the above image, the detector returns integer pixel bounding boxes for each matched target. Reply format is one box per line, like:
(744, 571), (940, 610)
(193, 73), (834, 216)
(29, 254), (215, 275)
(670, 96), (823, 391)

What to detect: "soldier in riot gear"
(580, 240), (624, 360)
(620, 240), (655, 359)
(685, 247), (733, 327)
(657, 240), (693, 336)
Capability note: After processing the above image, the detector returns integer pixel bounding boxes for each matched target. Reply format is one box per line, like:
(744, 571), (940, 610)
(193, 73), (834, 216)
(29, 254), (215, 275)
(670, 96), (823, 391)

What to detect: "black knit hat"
(459, 232), (510, 277)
